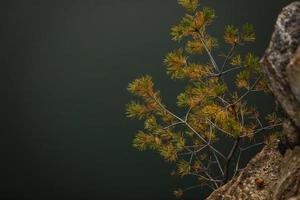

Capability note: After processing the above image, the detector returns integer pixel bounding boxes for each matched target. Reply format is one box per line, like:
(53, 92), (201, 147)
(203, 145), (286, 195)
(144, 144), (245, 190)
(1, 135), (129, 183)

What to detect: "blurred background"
(0, 0), (294, 199)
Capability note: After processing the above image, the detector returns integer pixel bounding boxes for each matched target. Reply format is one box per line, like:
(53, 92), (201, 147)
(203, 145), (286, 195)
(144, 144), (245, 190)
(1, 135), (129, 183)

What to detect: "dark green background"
(1, 0), (293, 199)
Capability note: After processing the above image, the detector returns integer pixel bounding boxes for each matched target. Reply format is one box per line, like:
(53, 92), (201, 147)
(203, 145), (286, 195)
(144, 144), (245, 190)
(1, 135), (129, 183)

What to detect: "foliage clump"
(126, 0), (281, 198)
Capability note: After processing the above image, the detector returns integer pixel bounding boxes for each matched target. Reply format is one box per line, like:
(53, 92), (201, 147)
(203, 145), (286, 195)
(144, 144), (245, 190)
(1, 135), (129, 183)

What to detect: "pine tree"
(126, 0), (282, 198)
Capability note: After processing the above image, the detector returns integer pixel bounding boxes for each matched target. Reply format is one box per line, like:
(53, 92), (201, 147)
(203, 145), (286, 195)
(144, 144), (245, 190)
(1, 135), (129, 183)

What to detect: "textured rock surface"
(207, 2), (300, 200)
(274, 147), (300, 199)
(262, 1), (300, 129)
(207, 144), (300, 200)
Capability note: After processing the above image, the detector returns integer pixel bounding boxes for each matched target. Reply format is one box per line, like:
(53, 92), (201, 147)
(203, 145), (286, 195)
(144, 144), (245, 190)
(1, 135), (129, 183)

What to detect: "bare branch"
(199, 37), (219, 72)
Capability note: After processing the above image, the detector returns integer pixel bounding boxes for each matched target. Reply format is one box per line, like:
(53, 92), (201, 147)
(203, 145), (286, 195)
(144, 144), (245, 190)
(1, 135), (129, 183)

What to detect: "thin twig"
(240, 123), (282, 138)
(240, 142), (264, 152)
(213, 151), (224, 176)
(233, 149), (242, 177)
(199, 37), (219, 72)
(163, 121), (185, 130)
(220, 45), (236, 73)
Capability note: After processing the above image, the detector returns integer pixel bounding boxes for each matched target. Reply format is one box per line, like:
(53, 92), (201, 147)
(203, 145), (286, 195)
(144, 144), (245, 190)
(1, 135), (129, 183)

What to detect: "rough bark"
(207, 2), (300, 200)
